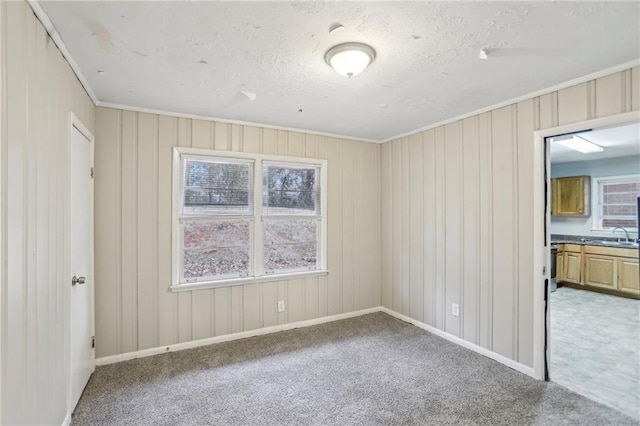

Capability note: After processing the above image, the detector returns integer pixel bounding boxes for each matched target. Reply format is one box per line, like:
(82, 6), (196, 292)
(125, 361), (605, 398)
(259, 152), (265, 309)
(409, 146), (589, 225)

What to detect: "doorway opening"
(543, 120), (639, 420)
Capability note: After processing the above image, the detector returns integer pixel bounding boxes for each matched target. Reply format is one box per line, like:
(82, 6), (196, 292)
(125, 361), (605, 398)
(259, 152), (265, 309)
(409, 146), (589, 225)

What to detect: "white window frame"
(171, 147), (328, 292)
(591, 174), (640, 233)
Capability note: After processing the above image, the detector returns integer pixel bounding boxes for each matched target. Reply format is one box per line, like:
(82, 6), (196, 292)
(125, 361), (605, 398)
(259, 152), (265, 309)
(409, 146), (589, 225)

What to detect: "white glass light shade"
(325, 43), (376, 78)
(556, 135), (603, 154)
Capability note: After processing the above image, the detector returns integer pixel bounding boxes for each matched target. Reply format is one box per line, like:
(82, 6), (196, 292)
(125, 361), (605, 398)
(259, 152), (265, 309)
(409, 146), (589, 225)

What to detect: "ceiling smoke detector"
(325, 42), (376, 78)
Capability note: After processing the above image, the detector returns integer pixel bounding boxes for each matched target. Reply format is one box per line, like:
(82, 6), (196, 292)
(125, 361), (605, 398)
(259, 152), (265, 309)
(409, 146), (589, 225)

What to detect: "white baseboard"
(95, 307), (380, 366)
(61, 412), (71, 426)
(379, 307), (536, 378)
(95, 305), (536, 380)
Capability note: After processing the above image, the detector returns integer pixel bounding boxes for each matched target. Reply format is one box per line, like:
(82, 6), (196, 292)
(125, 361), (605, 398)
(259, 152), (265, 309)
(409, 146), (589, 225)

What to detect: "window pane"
(183, 247), (250, 281)
(264, 219), (318, 272)
(264, 243), (317, 272)
(183, 157), (253, 215)
(264, 219), (317, 245)
(183, 220), (250, 249)
(263, 163), (319, 215)
(182, 220), (251, 281)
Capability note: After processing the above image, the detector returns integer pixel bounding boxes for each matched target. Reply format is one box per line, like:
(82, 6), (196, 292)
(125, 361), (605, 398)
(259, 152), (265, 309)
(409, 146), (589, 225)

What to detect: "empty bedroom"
(1, 1), (639, 425)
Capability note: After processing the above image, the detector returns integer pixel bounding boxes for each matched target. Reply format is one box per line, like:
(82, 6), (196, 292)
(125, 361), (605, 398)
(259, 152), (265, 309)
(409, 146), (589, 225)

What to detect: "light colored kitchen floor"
(550, 285), (640, 420)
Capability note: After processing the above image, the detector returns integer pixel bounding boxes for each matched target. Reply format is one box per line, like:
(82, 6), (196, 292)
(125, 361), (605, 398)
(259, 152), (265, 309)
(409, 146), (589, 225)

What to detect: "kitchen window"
(593, 175), (640, 231)
(172, 148), (327, 291)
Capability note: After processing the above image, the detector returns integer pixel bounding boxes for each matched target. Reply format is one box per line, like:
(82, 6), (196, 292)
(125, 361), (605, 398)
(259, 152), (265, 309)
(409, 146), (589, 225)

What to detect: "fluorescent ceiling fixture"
(325, 43), (376, 78)
(556, 135), (604, 154)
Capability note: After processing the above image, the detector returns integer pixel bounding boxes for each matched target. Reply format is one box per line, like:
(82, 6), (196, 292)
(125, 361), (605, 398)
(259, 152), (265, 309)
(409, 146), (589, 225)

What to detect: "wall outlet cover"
(278, 300), (285, 313)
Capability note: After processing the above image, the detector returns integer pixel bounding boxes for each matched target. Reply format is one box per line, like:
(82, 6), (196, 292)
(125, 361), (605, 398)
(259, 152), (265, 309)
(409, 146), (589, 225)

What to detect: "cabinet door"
(556, 251), (565, 281)
(617, 258), (639, 295)
(554, 176), (589, 216)
(584, 255), (617, 290)
(564, 252), (582, 284)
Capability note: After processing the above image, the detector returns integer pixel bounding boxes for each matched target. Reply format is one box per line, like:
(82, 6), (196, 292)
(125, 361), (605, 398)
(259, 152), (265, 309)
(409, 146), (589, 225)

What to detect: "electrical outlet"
(277, 300), (285, 313)
(452, 303), (459, 317)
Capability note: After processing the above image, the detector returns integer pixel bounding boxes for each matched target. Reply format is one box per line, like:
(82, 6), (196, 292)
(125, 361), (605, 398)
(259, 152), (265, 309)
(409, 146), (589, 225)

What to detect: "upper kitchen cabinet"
(552, 176), (591, 216)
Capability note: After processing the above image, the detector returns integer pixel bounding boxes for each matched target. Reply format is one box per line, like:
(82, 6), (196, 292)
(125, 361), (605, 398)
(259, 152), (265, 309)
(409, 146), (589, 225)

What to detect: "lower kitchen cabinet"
(584, 255), (617, 290)
(563, 252), (582, 284)
(618, 258), (640, 295)
(556, 243), (639, 298)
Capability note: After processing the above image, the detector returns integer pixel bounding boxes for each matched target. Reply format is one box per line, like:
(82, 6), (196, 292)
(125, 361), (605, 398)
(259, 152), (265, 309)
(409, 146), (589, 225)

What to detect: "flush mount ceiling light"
(556, 135), (604, 154)
(325, 42), (376, 78)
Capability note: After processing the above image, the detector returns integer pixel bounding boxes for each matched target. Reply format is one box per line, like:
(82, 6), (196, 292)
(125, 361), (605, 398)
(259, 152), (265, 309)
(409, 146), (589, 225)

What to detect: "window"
(172, 148), (327, 291)
(593, 175), (640, 231)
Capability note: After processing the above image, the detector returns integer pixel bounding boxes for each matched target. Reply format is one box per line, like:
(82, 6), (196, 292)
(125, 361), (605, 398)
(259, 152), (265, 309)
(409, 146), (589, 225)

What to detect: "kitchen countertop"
(551, 234), (639, 249)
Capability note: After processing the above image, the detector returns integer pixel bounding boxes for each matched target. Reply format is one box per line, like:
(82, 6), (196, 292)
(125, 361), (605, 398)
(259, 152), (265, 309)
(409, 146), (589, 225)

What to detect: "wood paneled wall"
(94, 107), (381, 357)
(0, 2), (95, 424)
(381, 67), (640, 367)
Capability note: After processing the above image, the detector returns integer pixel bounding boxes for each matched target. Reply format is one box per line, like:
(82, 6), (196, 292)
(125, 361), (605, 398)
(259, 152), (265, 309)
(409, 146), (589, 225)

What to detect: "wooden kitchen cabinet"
(617, 258), (640, 296)
(584, 254), (617, 290)
(556, 249), (565, 281)
(551, 176), (590, 216)
(558, 244), (639, 298)
(563, 251), (583, 284)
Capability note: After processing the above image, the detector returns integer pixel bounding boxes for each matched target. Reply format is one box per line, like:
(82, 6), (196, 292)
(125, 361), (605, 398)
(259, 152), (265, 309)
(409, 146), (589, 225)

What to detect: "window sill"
(170, 270), (330, 293)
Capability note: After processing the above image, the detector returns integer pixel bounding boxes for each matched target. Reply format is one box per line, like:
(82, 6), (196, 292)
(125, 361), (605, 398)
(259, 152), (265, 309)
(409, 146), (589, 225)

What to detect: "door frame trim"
(532, 110), (640, 380)
(66, 112), (95, 416)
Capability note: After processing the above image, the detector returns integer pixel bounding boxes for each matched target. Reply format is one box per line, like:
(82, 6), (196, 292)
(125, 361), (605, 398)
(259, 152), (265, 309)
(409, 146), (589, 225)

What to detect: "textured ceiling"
(39, 1), (640, 141)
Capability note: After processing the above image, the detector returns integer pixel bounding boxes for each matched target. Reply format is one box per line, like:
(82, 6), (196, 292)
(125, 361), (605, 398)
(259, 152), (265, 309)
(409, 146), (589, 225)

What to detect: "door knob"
(72, 276), (86, 286)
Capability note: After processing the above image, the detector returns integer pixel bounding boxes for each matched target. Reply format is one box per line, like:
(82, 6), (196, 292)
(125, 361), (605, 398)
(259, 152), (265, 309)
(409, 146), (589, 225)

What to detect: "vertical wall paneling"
(595, 72), (627, 117)
(157, 115), (178, 346)
(121, 110), (138, 353)
(434, 128), (446, 329)
(516, 99), (536, 366)
(408, 134), (423, 321)
(444, 122), (462, 336)
(380, 143), (392, 309)
(538, 92), (558, 130)
(391, 140), (402, 313)
(380, 66), (640, 369)
(94, 109), (120, 356)
(490, 105), (516, 359)
(558, 82), (589, 125)
(136, 113), (159, 350)
(461, 116), (479, 344)
(213, 287), (231, 336)
(287, 279), (305, 323)
(1, 2), (95, 423)
(325, 139), (342, 315)
(93, 107), (380, 356)
(341, 141), (354, 313)
(231, 285), (243, 333)
(422, 130), (437, 326)
(262, 281), (278, 327)
(400, 138), (410, 316)
(243, 284), (263, 331)
(478, 112), (493, 350)
(5, 4), (28, 421)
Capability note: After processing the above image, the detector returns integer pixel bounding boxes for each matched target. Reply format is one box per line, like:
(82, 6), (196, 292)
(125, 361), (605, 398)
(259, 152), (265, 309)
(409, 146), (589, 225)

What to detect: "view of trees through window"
(178, 156), (322, 282)
(184, 160), (251, 212)
(263, 165), (317, 214)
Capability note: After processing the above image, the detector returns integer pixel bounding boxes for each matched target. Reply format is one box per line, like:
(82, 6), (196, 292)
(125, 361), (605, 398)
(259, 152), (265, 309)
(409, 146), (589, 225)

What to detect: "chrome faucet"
(612, 227), (630, 243)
